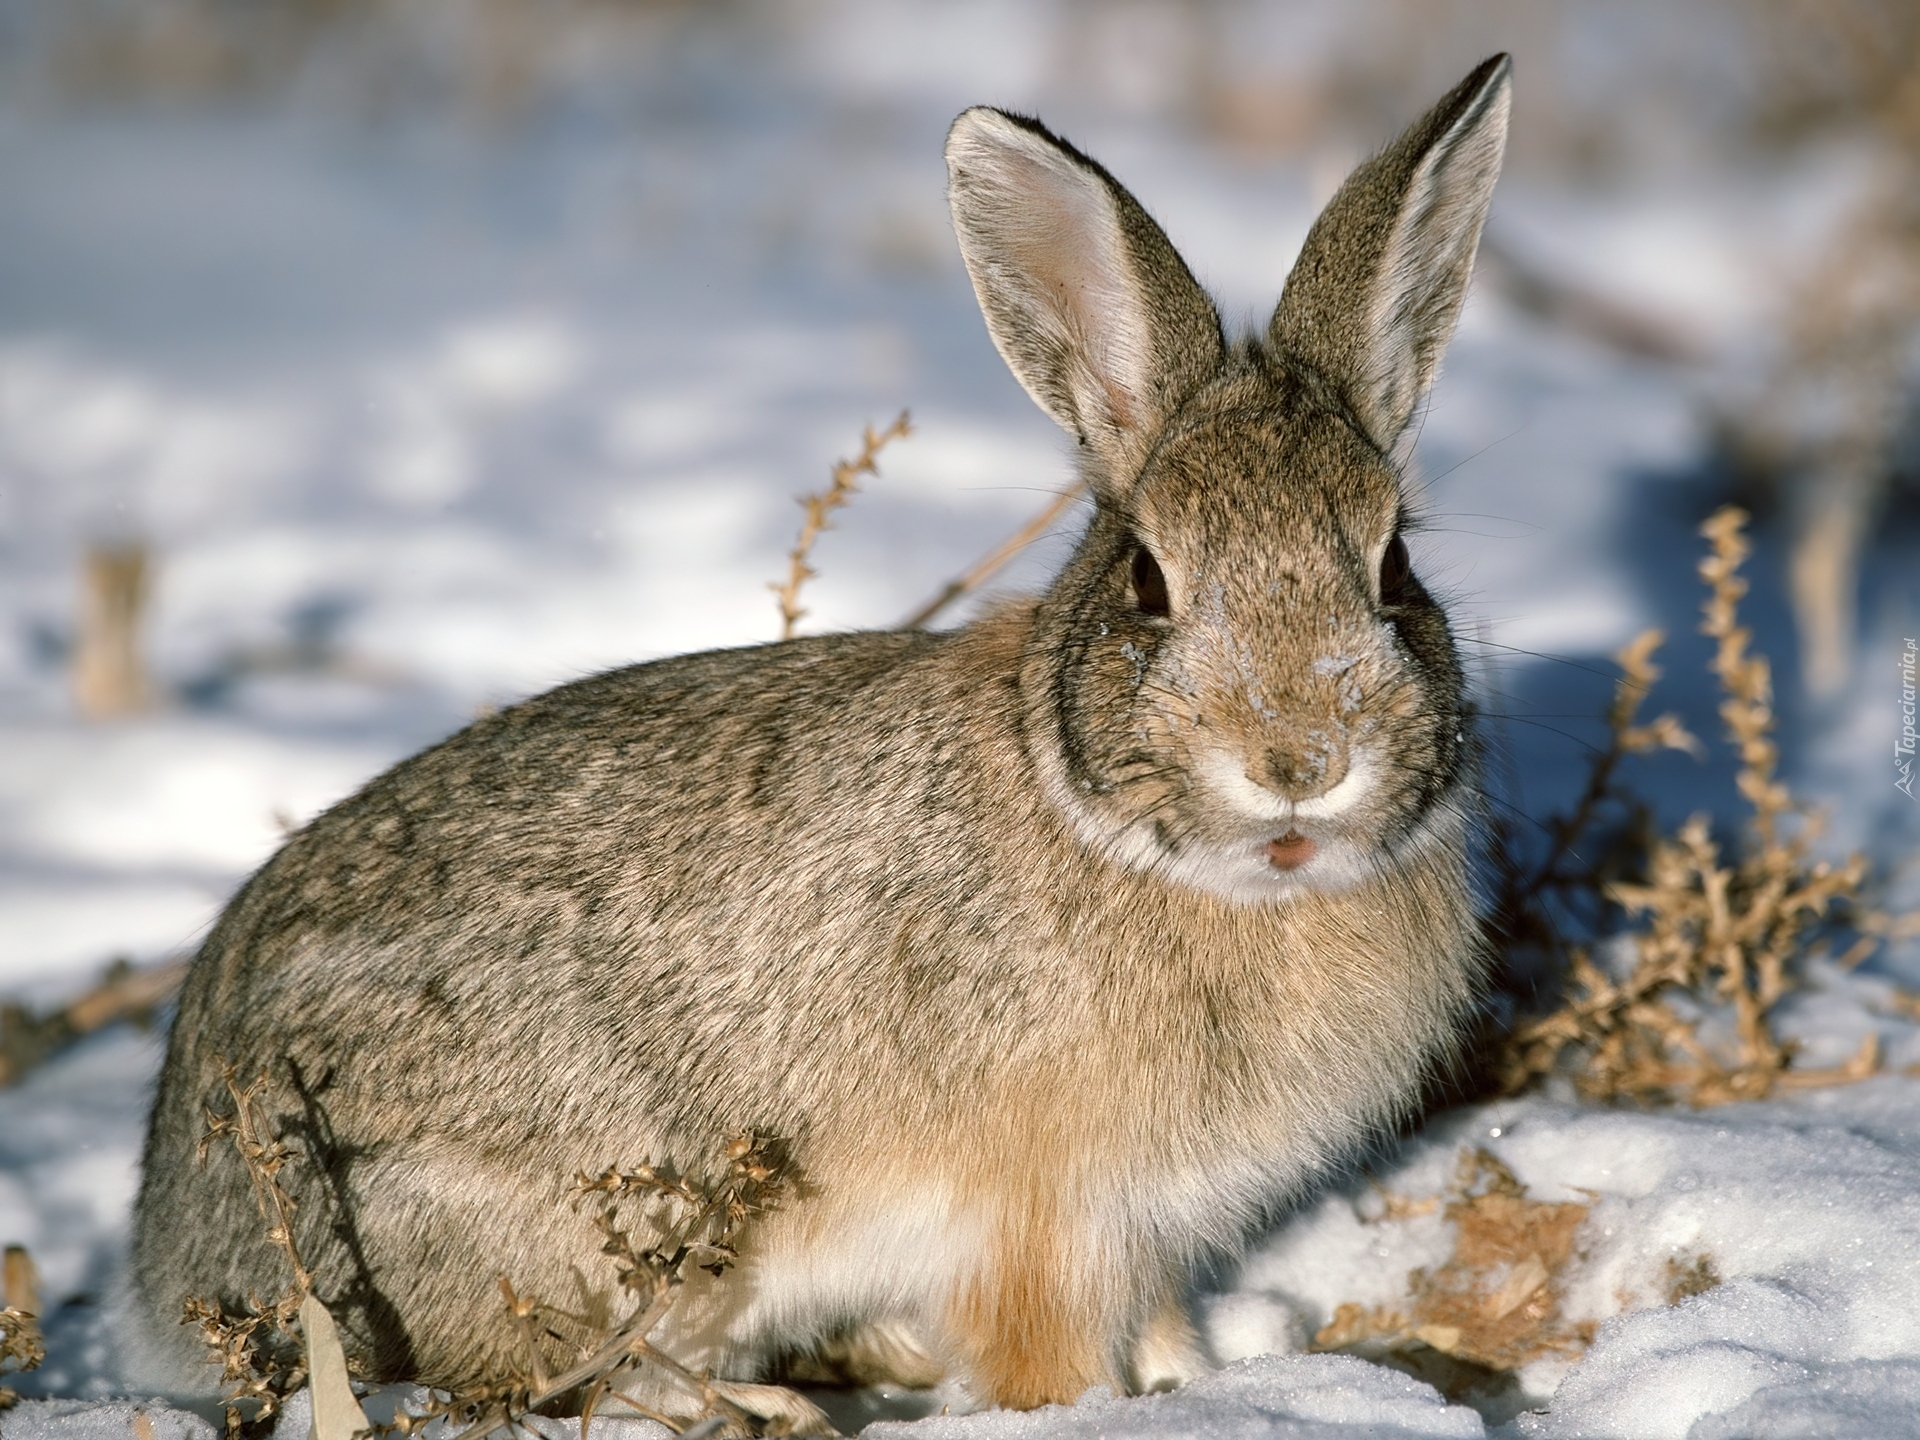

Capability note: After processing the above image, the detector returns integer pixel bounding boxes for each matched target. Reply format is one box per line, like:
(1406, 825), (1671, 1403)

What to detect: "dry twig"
(186, 1065), (314, 1436)
(0, 956), (186, 1087)
(900, 483), (1086, 630)
(75, 540), (151, 719)
(772, 412), (912, 640)
(1316, 1149), (1594, 1380)
(1497, 507), (1893, 1105)
(1, 1246), (44, 1411)
(1317, 1148), (1719, 1403)
(447, 1133), (792, 1440)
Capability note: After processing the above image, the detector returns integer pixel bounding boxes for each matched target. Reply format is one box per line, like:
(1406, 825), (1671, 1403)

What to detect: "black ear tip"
(1435, 53), (1512, 135)
(1470, 53), (1513, 94)
(947, 106), (1059, 148)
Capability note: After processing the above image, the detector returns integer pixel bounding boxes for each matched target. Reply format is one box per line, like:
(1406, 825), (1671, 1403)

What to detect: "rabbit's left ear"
(1270, 54), (1511, 454)
(947, 108), (1224, 490)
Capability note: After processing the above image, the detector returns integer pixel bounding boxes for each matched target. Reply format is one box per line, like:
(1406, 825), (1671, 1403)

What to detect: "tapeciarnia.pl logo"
(1900, 637), (1918, 800)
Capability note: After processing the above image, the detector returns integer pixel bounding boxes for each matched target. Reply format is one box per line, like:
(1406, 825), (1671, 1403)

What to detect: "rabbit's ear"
(1269, 54), (1510, 454)
(947, 108), (1223, 487)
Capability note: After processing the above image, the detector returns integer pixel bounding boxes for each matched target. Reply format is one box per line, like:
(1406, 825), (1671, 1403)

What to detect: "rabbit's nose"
(1250, 738), (1350, 803)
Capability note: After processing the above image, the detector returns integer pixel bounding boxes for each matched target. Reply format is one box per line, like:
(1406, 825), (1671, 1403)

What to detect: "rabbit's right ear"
(1270, 55), (1511, 455)
(947, 109), (1224, 491)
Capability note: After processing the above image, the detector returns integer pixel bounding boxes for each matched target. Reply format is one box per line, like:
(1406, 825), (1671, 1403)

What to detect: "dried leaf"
(300, 1295), (372, 1440)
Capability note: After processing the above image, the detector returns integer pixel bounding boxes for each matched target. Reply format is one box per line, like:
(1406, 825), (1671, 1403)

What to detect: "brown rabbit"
(132, 55), (1511, 1431)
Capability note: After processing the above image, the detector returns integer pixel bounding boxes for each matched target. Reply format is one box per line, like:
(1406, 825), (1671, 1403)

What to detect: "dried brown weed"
(772, 411), (912, 641)
(1495, 506), (1899, 1105)
(186, 1065), (316, 1437)
(1, 1245), (45, 1410)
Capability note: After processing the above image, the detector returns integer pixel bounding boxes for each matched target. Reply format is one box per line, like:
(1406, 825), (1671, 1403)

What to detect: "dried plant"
(75, 540), (152, 719)
(186, 1065), (315, 1437)
(0, 955), (186, 1087)
(1, 1246), (45, 1410)
(901, 482), (1085, 630)
(1488, 625), (1702, 997)
(1663, 1253), (1721, 1305)
(173, 1068), (796, 1439)
(418, 1133), (793, 1440)
(1315, 1148), (1594, 1391)
(1496, 507), (1896, 1106)
(772, 412), (912, 641)
(1315, 1147), (1720, 1407)
(0, 1308), (42, 1411)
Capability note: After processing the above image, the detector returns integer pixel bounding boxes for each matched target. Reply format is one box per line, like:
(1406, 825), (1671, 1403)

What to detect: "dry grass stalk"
(900, 482), (1087, 630)
(438, 1133), (791, 1440)
(1314, 1149), (1595, 1401)
(74, 540), (152, 719)
(1, 1245), (45, 1411)
(186, 1065), (315, 1436)
(1498, 507), (1891, 1106)
(772, 412), (912, 641)
(3, 1248), (38, 1317)
(0, 955), (187, 1087)
(1487, 626), (1700, 994)
(177, 1066), (793, 1438)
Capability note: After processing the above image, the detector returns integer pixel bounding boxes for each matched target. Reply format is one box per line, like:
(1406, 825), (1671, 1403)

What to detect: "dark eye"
(1379, 533), (1411, 603)
(1131, 544), (1170, 617)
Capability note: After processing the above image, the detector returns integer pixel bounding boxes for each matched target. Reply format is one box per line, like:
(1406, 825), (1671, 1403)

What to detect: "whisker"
(1454, 637), (1635, 686)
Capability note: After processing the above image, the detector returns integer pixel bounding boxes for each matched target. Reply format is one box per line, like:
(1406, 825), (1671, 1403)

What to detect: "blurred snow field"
(3, 1), (1919, 1437)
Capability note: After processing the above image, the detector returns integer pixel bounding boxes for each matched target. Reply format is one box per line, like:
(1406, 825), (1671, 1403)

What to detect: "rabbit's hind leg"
(711, 1381), (839, 1437)
(602, 1369), (836, 1438)
(778, 1318), (946, 1390)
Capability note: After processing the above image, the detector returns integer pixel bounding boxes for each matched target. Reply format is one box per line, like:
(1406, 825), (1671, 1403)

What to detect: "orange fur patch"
(950, 1175), (1116, 1409)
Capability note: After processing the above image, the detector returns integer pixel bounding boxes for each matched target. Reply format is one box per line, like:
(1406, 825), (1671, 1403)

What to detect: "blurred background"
(0, 0), (1917, 1001)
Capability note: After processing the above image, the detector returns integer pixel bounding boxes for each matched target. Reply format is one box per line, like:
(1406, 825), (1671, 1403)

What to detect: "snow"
(865, 1357), (1489, 1440)
(3, 3), (1919, 1437)
(1240, 1065), (1920, 1434)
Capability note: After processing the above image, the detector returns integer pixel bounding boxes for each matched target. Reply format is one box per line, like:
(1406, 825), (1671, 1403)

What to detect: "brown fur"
(132, 58), (1512, 1419)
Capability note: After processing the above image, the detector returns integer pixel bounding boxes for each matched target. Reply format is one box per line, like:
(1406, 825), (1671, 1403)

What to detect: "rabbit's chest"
(1058, 931), (1456, 1193)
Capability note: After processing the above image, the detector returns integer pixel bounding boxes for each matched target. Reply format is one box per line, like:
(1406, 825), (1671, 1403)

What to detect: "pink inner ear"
(975, 140), (1152, 436)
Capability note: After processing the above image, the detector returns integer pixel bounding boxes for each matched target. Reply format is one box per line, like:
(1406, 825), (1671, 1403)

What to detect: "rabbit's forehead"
(1134, 408), (1399, 553)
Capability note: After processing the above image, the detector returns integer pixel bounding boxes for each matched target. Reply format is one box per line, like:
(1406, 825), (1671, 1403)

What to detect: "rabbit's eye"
(1131, 545), (1170, 617)
(1379, 533), (1411, 603)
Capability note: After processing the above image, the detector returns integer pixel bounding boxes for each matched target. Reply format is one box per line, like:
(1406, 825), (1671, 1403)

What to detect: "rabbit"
(131, 54), (1511, 1432)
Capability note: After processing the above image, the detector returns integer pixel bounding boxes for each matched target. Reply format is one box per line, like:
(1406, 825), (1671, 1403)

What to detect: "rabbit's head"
(947, 57), (1509, 905)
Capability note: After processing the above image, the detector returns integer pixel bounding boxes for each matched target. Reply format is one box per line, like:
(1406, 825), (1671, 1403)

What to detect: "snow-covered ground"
(4, 4), (1919, 1437)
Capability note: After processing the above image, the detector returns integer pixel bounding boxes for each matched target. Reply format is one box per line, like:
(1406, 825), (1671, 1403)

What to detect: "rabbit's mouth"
(1164, 746), (1397, 898)
(1265, 831), (1317, 871)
